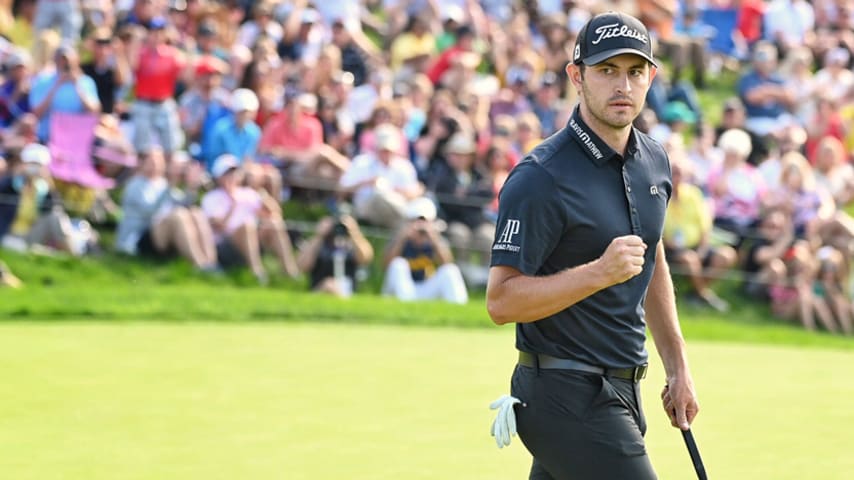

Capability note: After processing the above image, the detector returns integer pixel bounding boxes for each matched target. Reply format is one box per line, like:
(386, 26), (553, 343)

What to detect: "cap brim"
(581, 48), (657, 67)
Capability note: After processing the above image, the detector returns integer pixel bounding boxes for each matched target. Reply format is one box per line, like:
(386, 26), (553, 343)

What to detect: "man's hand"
(315, 217), (335, 237)
(661, 376), (699, 430)
(596, 235), (647, 287)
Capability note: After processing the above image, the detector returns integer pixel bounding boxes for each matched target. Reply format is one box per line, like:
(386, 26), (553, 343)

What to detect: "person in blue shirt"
(737, 41), (797, 137)
(0, 50), (33, 129)
(206, 88), (281, 199)
(28, 45), (101, 142)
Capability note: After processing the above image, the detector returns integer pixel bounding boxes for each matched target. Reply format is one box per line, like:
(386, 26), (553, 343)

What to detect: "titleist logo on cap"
(591, 23), (648, 45)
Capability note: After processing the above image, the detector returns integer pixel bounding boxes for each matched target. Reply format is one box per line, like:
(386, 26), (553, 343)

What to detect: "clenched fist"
(596, 235), (647, 287)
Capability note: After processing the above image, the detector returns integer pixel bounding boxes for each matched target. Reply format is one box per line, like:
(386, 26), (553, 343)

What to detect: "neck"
(579, 103), (632, 155)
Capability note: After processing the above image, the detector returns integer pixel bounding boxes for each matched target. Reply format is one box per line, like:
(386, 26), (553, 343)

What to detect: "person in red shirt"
(258, 87), (349, 195)
(129, 17), (187, 160)
(426, 25), (476, 86)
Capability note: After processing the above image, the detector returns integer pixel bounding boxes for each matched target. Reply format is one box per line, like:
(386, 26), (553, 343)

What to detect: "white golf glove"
(489, 394), (522, 448)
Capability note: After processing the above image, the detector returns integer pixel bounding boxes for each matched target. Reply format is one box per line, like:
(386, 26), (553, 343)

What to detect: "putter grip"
(682, 429), (708, 480)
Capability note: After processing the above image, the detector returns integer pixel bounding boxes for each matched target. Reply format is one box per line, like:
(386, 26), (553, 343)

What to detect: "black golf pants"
(510, 364), (657, 480)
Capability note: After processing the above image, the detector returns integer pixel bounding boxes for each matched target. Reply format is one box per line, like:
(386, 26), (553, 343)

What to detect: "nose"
(615, 73), (632, 96)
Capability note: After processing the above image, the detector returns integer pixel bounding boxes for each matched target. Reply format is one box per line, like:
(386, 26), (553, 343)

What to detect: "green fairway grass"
(1, 322), (852, 480)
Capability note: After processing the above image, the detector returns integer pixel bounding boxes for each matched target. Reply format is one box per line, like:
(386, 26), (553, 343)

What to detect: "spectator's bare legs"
(27, 211), (75, 254)
(188, 207), (218, 267)
(811, 293), (838, 333)
(258, 218), (299, 278)
(704, 245), (738, 286)
(151, 208), (215, 269)
(229, 221), (267, 282)
(827, 291), (852, 335)
(671, 249), (707, 292)
(262, 165), (283, 200)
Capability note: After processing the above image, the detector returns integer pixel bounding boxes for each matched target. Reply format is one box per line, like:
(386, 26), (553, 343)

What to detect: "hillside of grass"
(2, 249), (852, 351)
(3, 69), (852, 349)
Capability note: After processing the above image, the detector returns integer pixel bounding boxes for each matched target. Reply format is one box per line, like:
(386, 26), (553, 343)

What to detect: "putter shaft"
(681, 428), (708, 480)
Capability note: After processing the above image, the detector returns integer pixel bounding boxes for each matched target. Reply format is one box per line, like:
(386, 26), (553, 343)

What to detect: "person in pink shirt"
(201, 154), (298, 285)
(707, 128), (768, 246)
(257, 87), (349, 194)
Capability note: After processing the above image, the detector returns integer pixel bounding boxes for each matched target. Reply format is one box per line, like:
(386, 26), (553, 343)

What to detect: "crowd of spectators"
(0, 0), (853, 334)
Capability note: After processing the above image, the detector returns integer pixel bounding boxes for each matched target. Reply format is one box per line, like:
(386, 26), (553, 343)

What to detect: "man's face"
(377, 148), (394, 164)
(200, 73), (220, 90)
(569, 54), (653, 130)
(235, 109), (254, 125)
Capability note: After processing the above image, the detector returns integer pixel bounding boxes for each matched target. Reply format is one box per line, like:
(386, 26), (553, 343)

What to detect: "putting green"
(0, 322), (852, 479)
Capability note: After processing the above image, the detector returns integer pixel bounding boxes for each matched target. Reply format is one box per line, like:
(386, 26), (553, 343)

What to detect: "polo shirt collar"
(566, 106), (639, 166)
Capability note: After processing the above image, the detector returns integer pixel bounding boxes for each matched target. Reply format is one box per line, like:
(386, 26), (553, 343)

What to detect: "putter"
(681, 428), (708, 480)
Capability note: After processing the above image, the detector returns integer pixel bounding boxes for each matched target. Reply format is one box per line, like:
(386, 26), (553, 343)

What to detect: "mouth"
(609, 100), (634, 109)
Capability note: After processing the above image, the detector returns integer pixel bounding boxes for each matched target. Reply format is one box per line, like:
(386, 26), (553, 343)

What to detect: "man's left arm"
(645, 242), (699, 430)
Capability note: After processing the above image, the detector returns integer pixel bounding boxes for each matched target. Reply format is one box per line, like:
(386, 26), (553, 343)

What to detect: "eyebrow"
(596, 61), (647, 70)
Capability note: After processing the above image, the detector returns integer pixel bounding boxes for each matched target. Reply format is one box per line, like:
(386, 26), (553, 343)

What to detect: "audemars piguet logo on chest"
(591, 23), (648, 45)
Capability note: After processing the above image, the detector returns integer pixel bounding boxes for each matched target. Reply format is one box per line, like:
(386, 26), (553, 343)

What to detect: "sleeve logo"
(493, 219), (521, 252)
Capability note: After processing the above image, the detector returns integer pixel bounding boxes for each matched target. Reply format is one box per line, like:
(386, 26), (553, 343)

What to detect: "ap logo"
(497, 219), (521, 245)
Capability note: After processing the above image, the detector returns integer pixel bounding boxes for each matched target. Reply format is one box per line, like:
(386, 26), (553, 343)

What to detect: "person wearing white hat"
(339, 123), (428, 229)
(0, 49), (32, 128)
(0, 143), (79, 254)
(206, 88), (282, 199)
(430, 132), (495, 284)
(381, 196), (469, 304)
(201, 154), (299, 285)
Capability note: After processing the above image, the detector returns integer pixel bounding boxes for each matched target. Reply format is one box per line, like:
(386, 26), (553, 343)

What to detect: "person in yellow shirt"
(663, 156), (738, 312)
(390, 16), (437, 73)
(0, 0), (34, 51)
(0, 143), (78, 254)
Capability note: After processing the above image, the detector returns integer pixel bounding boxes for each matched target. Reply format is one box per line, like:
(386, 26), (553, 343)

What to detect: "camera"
(332, 221), (348, 237)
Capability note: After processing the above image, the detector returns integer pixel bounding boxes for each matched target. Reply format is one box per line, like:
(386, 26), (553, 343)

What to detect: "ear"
(566, 62), (582, 90)
(649, 66), (658, 83)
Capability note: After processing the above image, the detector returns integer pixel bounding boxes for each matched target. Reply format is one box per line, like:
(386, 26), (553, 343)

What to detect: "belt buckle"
(633, 364), (648, 381)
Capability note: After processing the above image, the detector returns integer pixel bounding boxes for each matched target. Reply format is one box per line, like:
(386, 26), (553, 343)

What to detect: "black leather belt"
(518, 351), (648, 382)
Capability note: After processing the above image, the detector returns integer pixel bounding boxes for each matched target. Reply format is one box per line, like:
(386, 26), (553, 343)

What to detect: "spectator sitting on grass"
(339, 123), (429, 229)
(740, 208), (835, 332)
(812, 136), (854, 208)
(663, 155), (737, 312)
(295, 214), (374, 298)
(0, 143), (83, 255)
(431, 132), (495, 270)
(813, 246), (853, 335)
(707, 128), (768, 246)
(257, 85), (350, 195)
(381, 198), (468, 305)
(764, 152), (835, 248)
(201, 154), (299, 285)
(115, 148), (219, 272)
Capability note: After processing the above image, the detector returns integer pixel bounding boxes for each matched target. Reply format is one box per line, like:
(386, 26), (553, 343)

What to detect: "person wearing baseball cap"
(0, 143), (78, 255)
(206, 88), (283, 201)
(201, 154), (299, 285)
(487, 11), (699, 479)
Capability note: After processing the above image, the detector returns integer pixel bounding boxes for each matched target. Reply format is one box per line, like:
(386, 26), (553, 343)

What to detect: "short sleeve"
(490, 161), (565, 275)
(201, 191), (226, 219)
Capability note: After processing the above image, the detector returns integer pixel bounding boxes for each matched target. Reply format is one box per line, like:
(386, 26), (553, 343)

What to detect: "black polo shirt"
(491, 107), (672, 368)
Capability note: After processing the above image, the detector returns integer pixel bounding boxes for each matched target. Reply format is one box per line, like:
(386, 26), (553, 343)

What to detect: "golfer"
(486, 12), (699, 479)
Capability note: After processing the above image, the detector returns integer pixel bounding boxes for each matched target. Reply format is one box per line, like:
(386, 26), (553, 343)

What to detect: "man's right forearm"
(487, 261), (606, 324)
